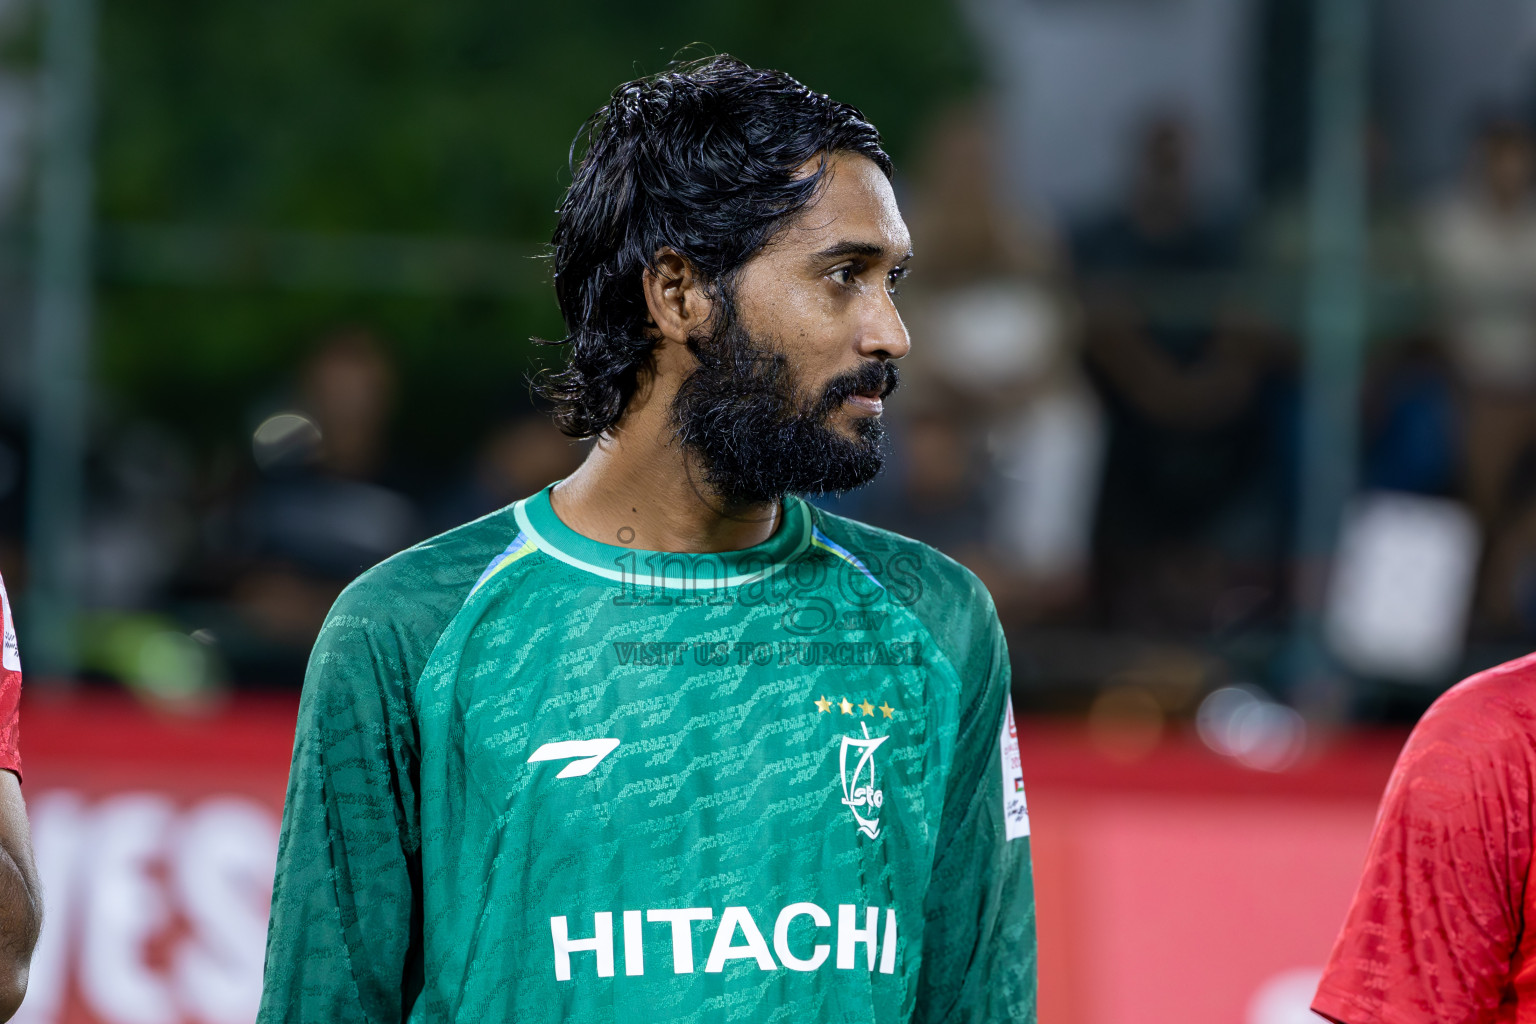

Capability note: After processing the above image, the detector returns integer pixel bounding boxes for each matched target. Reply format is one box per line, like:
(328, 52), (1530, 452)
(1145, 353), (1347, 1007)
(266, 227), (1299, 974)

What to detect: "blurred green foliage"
(94, 1), (979, 463)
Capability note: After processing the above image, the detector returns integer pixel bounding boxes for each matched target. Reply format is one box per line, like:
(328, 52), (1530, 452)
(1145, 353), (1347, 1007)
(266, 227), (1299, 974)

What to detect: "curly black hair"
(536, 55), (892, 438)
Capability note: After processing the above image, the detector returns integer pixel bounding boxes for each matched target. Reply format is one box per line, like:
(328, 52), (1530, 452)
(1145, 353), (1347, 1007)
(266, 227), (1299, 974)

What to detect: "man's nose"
(857, 296), (910, 361)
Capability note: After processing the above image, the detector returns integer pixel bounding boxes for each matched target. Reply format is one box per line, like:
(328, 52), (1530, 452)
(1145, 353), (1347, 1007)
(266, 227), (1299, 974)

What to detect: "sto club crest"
(839, 723), (888, 840)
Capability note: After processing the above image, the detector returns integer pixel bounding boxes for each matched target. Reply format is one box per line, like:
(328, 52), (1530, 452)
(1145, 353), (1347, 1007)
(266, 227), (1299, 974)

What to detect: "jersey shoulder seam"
(325, 505), (526, 699)
(804, 506), (994, 698)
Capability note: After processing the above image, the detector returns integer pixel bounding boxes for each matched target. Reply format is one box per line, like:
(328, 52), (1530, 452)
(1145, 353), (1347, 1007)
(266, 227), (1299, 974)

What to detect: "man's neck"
(549, 397), (780, 554)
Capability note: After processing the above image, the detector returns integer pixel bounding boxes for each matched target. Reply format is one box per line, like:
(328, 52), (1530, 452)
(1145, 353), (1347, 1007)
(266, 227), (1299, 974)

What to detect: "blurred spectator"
(79, 423), (197, 610)
(854, 401), (993, 562)
(431, 413), (587, 532)
(1073, 116), (1240, 276)
(1418, 114), (1536, 637)
(1072, 114), (1287, 632)
(885, 104), (1103, 622)
(1361, 334), (1460, 497)
(213, 329), (423, 686)
(239, 329), (420, 575)
(1421, 115), (1536, 529)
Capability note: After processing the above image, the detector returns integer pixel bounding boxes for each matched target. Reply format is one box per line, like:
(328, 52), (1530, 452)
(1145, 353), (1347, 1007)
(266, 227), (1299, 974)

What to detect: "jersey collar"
(513, 483), (813, 589)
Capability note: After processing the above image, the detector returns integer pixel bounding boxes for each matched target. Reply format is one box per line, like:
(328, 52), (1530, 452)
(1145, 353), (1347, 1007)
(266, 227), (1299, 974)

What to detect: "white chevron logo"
(527, 738), (621, 778)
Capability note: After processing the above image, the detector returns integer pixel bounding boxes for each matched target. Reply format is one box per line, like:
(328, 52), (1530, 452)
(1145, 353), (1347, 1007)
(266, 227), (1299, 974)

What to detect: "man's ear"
(642, 249), (713, 346)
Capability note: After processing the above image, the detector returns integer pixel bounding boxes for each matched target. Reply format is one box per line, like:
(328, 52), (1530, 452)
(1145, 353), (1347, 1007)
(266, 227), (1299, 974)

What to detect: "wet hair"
(535, 55), (892, 438)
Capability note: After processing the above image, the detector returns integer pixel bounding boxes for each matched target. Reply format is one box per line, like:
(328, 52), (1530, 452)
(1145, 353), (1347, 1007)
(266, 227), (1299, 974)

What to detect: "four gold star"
(813, 694), (897, 718)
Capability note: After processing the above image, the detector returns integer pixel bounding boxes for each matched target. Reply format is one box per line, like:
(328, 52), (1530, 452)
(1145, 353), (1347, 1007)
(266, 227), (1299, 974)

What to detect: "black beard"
(671, 310), (898, 508)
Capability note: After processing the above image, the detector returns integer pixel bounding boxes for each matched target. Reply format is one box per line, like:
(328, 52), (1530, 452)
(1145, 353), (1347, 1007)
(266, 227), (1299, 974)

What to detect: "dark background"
(4, 0), (1536, 761)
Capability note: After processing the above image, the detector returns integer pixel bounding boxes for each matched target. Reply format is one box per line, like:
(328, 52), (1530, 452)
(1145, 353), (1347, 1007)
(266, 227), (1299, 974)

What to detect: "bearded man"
(258, 56), (1037, 1024)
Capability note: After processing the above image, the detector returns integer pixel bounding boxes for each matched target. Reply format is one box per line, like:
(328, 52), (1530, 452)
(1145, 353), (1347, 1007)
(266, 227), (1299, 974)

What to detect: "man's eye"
(886, 266), (908, 294)
(831, 266), (857, 286)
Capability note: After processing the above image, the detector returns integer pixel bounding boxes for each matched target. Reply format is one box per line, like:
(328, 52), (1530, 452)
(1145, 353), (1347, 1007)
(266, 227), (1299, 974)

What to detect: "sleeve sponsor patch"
(0, 575), (17, 673)
(999, 698), (1028, 840)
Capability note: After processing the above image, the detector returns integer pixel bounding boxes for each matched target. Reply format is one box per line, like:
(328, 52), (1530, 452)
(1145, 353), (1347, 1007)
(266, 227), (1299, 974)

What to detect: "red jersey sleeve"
(1313, 664), (1536, 1024)
(0, 572), (21, 780)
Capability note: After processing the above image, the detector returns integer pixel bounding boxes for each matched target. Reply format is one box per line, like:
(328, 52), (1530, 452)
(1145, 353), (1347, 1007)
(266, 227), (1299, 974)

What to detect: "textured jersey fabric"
(1314, 652), (1536, 1024)
(258, 484), (1037, 1023)
(0, 573), (21, 779)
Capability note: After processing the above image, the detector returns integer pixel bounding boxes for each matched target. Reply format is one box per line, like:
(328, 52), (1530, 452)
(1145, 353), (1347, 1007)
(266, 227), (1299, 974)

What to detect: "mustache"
(813, 361), (900, 417)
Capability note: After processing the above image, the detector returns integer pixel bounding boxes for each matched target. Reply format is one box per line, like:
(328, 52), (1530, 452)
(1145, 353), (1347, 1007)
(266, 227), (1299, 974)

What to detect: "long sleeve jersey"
(258, 485), (1037, 1023)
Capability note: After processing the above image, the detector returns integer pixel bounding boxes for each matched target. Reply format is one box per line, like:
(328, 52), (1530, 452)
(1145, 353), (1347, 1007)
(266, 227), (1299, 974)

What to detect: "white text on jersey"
(550, 903), (898, 979)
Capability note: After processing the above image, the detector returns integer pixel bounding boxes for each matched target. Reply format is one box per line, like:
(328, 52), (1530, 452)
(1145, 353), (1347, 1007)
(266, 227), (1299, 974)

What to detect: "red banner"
(12, 693), (1403, 1024)
(17, 693), (292, 1024)
(1022, 727), (1404, 1024)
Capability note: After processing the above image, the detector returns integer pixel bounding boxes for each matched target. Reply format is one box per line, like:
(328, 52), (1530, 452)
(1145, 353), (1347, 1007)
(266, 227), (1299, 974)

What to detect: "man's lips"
(844, 393), (884, 416)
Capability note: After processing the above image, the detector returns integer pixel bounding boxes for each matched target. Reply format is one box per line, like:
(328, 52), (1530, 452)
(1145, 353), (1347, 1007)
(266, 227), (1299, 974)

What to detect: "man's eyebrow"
(808, 240), (913, 263)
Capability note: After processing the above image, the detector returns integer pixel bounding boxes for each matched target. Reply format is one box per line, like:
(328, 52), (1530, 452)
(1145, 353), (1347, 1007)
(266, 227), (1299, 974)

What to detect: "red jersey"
(1314, 653), (1536, 1024)
(0, 572), (20, 778)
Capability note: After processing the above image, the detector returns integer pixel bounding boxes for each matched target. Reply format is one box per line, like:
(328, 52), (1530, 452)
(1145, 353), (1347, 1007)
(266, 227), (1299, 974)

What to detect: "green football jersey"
(258, 484), (1036, 1023)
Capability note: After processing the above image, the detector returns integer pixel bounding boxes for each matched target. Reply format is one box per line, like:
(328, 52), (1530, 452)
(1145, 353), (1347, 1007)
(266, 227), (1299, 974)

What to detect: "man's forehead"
(781, 152), (911, 258)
